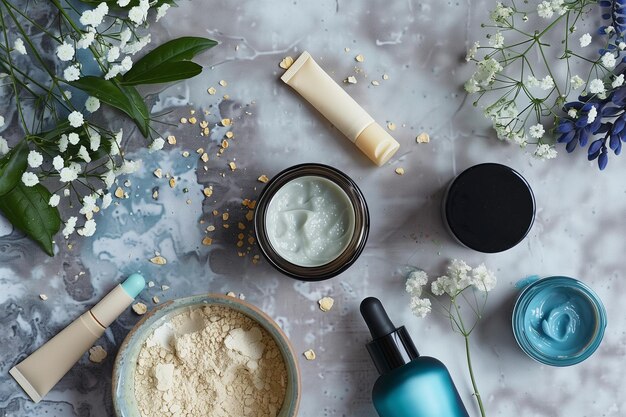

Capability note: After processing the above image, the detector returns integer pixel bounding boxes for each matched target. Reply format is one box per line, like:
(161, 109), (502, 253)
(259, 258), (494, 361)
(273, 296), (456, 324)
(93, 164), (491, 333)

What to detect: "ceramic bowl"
(112, 293), (301, 417)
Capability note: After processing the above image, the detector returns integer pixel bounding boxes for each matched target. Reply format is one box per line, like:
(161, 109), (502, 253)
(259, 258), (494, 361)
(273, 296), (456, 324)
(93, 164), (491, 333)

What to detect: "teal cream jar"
(512, 276), (607, 366)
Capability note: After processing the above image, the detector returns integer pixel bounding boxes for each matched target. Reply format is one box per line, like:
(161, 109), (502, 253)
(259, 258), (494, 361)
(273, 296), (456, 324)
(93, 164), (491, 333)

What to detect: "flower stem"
(464, 334), (486, 417)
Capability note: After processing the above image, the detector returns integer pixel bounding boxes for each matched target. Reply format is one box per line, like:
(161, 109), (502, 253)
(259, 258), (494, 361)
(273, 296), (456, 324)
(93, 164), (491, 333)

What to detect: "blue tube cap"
(120, 273), (146, 298)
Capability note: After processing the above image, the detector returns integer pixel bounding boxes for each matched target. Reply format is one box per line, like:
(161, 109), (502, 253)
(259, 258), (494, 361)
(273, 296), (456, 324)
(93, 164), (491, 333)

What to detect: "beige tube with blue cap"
(9, 273), (146, 403)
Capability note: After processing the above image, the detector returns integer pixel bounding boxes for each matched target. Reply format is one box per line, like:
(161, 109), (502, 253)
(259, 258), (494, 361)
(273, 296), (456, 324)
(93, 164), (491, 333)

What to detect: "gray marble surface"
(1, 0), (626, 416)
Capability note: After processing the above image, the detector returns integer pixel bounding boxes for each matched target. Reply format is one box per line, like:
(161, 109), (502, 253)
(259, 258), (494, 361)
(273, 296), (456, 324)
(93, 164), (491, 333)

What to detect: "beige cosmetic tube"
(9, 274), (145, 403)
(281, 51), (400, 166)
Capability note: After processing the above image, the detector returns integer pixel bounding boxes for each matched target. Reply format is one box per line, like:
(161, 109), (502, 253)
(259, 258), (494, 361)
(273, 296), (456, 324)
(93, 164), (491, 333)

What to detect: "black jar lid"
(443, 163), (535, 253)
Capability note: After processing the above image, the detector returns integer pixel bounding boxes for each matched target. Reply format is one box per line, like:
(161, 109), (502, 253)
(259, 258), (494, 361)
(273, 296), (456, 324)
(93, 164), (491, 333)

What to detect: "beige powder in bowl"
(134, 305), (287, 417)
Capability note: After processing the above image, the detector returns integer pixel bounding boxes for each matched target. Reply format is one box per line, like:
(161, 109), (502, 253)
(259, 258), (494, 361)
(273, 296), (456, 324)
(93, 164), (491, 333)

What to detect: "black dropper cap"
(360, 297), (419, 375)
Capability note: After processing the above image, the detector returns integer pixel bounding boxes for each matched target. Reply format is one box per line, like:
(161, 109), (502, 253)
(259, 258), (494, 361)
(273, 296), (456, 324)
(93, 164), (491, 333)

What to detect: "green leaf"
(120, 61), (202, 86)
(0, 182), (61, 256)
(0, 140), (28, 196)
(121, 37), (217, 85)
(78, 0), (175, 8)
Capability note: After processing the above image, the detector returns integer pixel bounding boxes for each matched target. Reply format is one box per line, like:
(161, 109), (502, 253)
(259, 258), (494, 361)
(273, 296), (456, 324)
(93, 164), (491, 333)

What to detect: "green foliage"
(0, 140), (28, 196)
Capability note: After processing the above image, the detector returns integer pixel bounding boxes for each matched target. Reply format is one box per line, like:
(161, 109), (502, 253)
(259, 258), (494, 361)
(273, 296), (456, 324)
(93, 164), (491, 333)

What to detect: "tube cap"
(354, 123), (400, 166)
(360, 297), (419, 375)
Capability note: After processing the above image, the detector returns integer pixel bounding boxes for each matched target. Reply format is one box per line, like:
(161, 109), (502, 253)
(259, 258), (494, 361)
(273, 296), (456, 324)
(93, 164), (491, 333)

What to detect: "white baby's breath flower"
(80, 194), (98, 215)
(471, 264), (497, 292)
(85, 96), (100, 113)
(489, 32), (504, 48)
(63, 64), (81, 82)
(79, 2), (108, 27)
(431, 277), (446, 296)
(155, 3), (170, 22)
(101, 193), (112, 209)
(587, 105), (598, 124)
(120, 56), (133, 71)
(571, 75), (585, 89)
(107, 46), (120, 62)
(406, 270), (428, 298)
(119, 28), (132, 50)
(567, 108), (577, 118)
(68, 132), (80, 145)
(409, 297), (432, 318)
(589, 78), (606, 94)
(62, 90), (72, 100)
(56, 42), (75, 61)
(89, 130), (101, 151)
(489, 2), (513, 23)
(49, 194), (60, 207)
(148, 137), (165, 152)
(53, 155), (64, 171)
(620, 42), (626, 51)
(102, 170), (115, 188)
(128, 0), (149, 25)
(104, 65), (121, 80)
(58, 134), (68, 152)
(77, 27), (96, 49)
(78, 145), (91, 163)
(605, 26), (615, 34)
(537, 1), (553, 18)
(110, 129), (123, 155)
(613, 74), (625, 88)
(62, 216), (78, 238)
(78, 219), (97, 237)
(465, 42), (479, 62)
(465, 58), (503, 93)
(122, 34), (151, 55)
(0, 137), (9, 155)
(601, 52), (616, 69)
(27, 150), (43, 168)
(116, 159), (141, 174)
(526, 75), (540, 87)
(529, 123), (545, 138)
(540, 75), (554, 90)
(534, 144), (558, 159)
(68, 111), (84, 128)
(21, 172), (39, 187)
(59, 167), (78, 182)
(551, 0), (566, 15)
(13, 38), (27, 55)
(579, 33), (592, 48)
(118, 0), (131, 6)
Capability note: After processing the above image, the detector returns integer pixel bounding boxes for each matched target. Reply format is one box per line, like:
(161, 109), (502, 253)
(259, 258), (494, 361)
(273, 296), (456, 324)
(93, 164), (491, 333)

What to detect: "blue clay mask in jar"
(512, 276), (607, 366)
(255, 163), (369, 281)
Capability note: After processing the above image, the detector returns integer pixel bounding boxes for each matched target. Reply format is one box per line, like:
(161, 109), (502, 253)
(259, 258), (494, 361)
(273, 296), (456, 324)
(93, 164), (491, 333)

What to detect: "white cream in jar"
(265, 176), (356, 267)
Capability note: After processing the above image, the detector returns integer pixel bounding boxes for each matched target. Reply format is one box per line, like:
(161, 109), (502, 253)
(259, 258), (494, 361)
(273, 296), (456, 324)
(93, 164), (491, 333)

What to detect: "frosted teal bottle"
(361, 297), (470, 417)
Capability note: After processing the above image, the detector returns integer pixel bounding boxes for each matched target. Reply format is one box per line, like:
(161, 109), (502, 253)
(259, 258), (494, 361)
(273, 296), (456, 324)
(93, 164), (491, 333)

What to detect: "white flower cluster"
(537, 0), (567, 19)
(484, 100), (527, 146)
(404, 260), (497, 319)
(464, 58), (503, 93)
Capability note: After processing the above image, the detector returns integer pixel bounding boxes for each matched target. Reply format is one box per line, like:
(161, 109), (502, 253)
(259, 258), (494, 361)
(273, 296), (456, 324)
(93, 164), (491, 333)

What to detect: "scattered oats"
(236, 241), (244, 248)
(318, 297), (335, 312)
(182, 151), (190, 157)
(279, 56), (294, 69)
(226, 291), (237, 297)
(346, 76), (357, 84)
(258, 174), (269, 183)
(225, 131), (234, 139)
(124, 179), (132, 187)
(167, 135), (176, 144)
(180, 117), (188, 124)
(114, 187), (125, 198)
(152, 296), (160, 304)
(245, 210), (254, 221)
(238, 233), (245, 240)
(252, 255), (260, 264)
(416, 132), (430, 143)
(207, 86), (216, 95)
(238, 222), (246, 230)
(148, 281), (155, 288)
(162, 285), (170, 291)
(203, 186), (213, 197)
(223, 224), (230, 229)
(39, 294), (48, 301)
(203, 127), (210, 135)
(222, 213), (230, 221)
(202, 236), (213, 246)
(223, 94), (230, 100)
(149, 255), (167, 265)
(212, 209), (219, 216)
(382, 74), (389, 80)
(248, 236), (255, 245)
(229, 161), (237, 171)
(189, 116), (197, 124)
(196, 148), (204, 154)
(201, 153), (209, 162)
(221, 118), (232, 126)
(169, 178), (176, 188)
(186, 199), (192, 205)
(219, 80), (227, 87)
(395, 167), (405, 175)
(199, 120), (209, 129)
(344, 47), (351, 52)
(221, 140), (229, 149)
(387, 122), (396, 131)
(206, 225), (216, 232)
(152, 189), (159, 199)
(355, 54), (365, 62)
(303, 349), (316, 360)
(190, 110), (196, 115)
(153, 168), (163, 178)
(88, 346), (107, 363)
(371, 80), (380, 86)
(132, 302), (148, 315)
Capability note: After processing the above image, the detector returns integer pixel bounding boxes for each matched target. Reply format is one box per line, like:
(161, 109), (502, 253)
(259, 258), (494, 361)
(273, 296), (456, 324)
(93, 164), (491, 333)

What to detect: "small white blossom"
(409, 298), (432, 318)
(63, 189), (70, 197)
(534, 144), (558, 159)
(78, 145), (91, 163)
(68, 111), (84, 128)
(78, 219), (97, 237)
(128, 0), (149, 25)
(571, 75), (585, 89)
(540, 75), (554, 90)
(110, 129), (123, 155)
(119, 29), (132, 50)
(107, 46), (120, 62)
(102, 170), (115, 188)
(471, 264), (497, 292)
(431, 278), (446, 296)
(0, 137), (9, 155)
(101, 193), (112, 209)
(537, 1), (553, 18)
(89, 130), (101, 151)
(526, 75), (540, 87)
(529, 124), (545, 138)
(567, 108), (577, 118)
(80, 194), (98, 214)
(148, 137), (165, 152)
(489, 32), (504, 48)
(63, 64), (81, 82)
(68, 132), (80, 145)
(53, 155), (64, 171)
(601, 52), (617, 69)
(589, 78), (606, 94)
(79, 3), (108, 28)
(115, 159), (141, 174)
(21, 172), (39, 187)
(49, 194), (60, 207)
(613, 74), (624, 88)
(620, 42), (626, 51)
(464, 58), (503, 93)
(551, 0), (567, 15)
(579, 33), (592, 48)
(121, 56), (133, 71)
(27, 150), (43, 168)
(59, 167), (78, 182)
(406, 270), (428, 298)
(62, 216), (77, 238)
(587, 105), (598, 124)
(104, 65), (121, 80)
(155, 3), (170, 22)
(58, 134), (69, 152)
(606, 26), (615, 35)
(56, 42), (75, 61)
(489, 2), (513, 23)
(77, 27), (96, 49)
(63, 90), (72, 100)
(465, 41), (479, 62)
(122, 34), (151, 55)
(85, 96), (100, 113)
(13, 38), (27, 55)
(118, 0), (131, 5)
